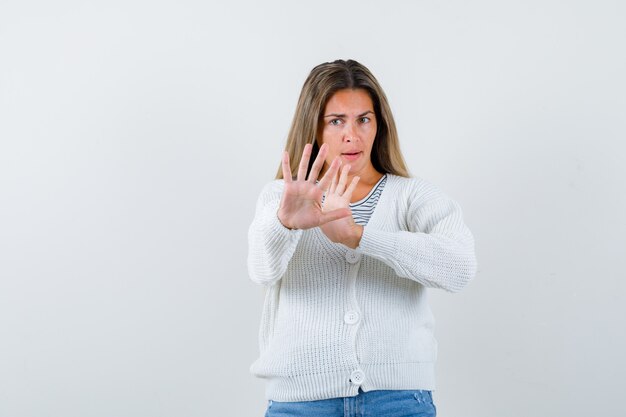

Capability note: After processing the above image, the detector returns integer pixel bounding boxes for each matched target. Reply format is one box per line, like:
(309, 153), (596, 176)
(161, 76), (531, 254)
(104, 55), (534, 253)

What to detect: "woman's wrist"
(344, 225), (363, 249)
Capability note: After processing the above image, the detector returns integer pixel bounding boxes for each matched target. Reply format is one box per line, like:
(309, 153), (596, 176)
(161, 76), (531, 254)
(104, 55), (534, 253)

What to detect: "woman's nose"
(343, 122), (358, 142)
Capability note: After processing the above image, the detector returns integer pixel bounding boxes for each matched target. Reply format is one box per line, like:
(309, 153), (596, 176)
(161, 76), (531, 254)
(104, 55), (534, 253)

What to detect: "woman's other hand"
(277, 143), (351, 230)
(320, 164), (364, 249)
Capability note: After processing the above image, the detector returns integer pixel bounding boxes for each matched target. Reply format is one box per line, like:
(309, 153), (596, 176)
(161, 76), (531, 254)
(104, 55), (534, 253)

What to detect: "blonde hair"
(276, 59), (410, 179)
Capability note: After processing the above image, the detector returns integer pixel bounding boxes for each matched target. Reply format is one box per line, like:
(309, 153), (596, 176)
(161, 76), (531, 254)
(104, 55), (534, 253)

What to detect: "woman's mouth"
(341, 151), (362, 161)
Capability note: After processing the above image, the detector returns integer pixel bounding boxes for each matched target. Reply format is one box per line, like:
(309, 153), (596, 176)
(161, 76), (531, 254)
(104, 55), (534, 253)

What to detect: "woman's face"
(319, 88), (378, 178)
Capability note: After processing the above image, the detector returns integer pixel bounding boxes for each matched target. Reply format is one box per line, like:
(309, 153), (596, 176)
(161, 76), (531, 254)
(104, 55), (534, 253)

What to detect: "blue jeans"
(264, 389), (436, 417)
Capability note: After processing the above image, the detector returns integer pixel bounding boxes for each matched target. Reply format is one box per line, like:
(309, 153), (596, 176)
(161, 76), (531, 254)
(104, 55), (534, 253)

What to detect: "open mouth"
(341, 151), (362, 160)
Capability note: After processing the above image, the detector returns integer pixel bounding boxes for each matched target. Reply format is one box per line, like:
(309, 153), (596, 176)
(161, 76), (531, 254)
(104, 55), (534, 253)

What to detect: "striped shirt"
(350, 174), (387, 226)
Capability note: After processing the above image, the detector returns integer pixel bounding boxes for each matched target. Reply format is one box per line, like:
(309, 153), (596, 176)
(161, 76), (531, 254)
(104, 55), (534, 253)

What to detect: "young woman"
(248, 59), (477, 417)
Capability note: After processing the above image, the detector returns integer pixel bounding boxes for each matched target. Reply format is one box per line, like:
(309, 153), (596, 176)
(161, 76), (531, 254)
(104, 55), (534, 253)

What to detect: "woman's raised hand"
(319, 164), (363, 249)
(277, 143), (351, 230)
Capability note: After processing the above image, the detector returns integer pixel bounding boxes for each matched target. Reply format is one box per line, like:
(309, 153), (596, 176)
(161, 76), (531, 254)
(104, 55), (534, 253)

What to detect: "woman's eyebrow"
(323, 110), (374, 118)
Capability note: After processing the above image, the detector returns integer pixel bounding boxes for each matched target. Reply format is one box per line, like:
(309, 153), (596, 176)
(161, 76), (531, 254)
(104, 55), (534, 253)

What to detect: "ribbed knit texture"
(247, 174), (477, 402)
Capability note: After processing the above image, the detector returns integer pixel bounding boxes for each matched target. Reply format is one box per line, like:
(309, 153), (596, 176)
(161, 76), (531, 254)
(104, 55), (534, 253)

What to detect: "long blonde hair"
(276, 59), (410, 179)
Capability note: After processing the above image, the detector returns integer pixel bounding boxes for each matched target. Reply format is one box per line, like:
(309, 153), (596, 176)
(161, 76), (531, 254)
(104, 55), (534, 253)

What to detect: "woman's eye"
(359, 117), (370, 124)
(330, 119), (342, 126)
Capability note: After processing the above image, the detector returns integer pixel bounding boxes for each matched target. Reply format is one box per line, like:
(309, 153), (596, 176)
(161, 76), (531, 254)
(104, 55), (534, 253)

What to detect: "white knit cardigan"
(248, 174), (476, 401)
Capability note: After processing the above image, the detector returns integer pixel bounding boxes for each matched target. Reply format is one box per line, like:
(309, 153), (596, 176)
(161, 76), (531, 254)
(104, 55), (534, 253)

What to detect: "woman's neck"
(348, 169), (384, 203)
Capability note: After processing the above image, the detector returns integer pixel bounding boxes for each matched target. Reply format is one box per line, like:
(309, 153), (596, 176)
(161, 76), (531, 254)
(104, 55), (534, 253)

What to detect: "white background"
(1, 1), (625, 416)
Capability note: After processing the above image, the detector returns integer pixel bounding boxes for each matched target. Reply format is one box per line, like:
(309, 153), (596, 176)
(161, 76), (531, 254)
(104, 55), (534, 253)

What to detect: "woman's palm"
(277, 143), (350, 230)
(279, 180), (326, 229)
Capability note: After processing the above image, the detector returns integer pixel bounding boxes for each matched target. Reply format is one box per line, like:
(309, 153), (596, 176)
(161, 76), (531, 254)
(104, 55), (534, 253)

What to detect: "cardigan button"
(350, 370), (365, 385)
(344, 310), (360, 325)
(345, 250), (361, 264)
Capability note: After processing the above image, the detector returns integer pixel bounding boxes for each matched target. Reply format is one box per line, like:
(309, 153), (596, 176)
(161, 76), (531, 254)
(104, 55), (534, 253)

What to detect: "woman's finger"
(336, 164), (351, 195)
(319, 208), (351, 225)
(329, 168), (338, 194)
(344, 176), (360, 200)
(297, 143), (312, 181)
(307, 143), (327, 183)
(318, 156), (341, 191)
(281, 151), (292, 182)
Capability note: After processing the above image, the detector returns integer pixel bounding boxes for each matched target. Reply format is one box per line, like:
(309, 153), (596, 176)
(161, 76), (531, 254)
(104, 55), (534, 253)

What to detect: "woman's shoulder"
(254, 179), (285, 203)
(384, 174), (458, 213)
(260, 179), (285, 192)
(385, 173), (444, 196)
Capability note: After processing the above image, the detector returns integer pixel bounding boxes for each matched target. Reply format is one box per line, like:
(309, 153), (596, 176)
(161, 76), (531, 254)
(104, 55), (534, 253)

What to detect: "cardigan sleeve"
(247, 180), (303, 287)
(358, 179), (477, 293)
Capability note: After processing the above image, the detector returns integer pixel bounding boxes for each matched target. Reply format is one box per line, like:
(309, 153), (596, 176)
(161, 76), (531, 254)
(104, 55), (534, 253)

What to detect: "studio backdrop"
(1, 1), (624, 416)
